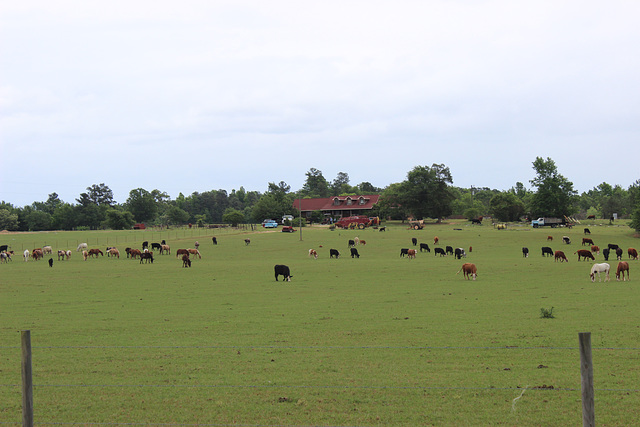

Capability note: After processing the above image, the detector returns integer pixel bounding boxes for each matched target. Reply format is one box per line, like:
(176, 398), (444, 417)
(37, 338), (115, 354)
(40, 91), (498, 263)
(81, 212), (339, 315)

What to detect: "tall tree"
(489, 192), (526, 222)
(331, 172), (352, 195)
(78, 183), (114, 206)
(528, 157), (577, 218)
(126, 188), (158, 223)
(302, 168), (330, 198)
(394, 164), (455, 221)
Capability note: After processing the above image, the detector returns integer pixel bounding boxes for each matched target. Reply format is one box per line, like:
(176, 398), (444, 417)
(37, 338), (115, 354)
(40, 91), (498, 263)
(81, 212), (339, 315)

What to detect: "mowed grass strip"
(0, 221), (639, 424)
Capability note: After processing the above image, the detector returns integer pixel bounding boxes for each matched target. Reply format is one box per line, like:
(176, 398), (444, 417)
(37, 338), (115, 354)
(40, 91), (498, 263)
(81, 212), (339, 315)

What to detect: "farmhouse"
(293, 195), (380, 222)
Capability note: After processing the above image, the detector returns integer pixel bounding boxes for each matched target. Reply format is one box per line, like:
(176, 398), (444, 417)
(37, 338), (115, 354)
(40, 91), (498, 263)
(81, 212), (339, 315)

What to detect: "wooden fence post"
(579, 332), (595, 427)
(21, 330), (34, 427)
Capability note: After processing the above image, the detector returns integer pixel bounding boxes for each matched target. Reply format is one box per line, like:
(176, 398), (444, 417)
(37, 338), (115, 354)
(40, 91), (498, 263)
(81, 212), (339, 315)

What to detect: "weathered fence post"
(579, 332), (594, 427)
(21, 330), (34, 427)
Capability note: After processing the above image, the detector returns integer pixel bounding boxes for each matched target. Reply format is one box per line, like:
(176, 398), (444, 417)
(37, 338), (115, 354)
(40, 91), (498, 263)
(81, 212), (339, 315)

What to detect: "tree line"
(1, 157), (639, 232)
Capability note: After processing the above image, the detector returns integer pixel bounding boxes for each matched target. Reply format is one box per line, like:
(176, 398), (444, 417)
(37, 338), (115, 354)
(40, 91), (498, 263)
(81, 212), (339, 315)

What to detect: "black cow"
(584, 228), (591, 235)
(330, 249), (340, 258)
(400, 248), (409, 257)
(603, 248), (610, 261)
(446, 246), (454, 255)
(151, 243), (162, 251)
(0, 244), (8, 252)
(411, 238), (417, 246)
(212, 237), (217, 245)
(379, 227), (386, 232)
(542, 247), (553, 257)
(140, 252), (154, 264)
(608, 243), (619, 250)
(522, 247), (529, 257)
(348, 240), (355, 247)
(419, 243), (430, 252)
(350, 248), (360, 258)
(616, 247), (623, 260)
(274, 264), (292, 281)
(454, 248), (466, 259)
(48, 258), (53, 267)
(434, 247), (446, 256)
(142, 241), (149, 250)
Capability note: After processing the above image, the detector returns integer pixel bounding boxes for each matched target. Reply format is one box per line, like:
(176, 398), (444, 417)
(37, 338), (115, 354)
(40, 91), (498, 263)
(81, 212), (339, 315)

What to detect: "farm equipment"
(408, 220), (424, 230)
(334, 216), (380, 230)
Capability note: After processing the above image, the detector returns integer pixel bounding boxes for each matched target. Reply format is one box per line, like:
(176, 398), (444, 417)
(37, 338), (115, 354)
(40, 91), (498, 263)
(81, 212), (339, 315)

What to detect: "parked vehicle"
(281, 226), (296, 233)
(531, 217), (567, 228)
(334, 216), (380, 229)
(262, 219), (279, 228)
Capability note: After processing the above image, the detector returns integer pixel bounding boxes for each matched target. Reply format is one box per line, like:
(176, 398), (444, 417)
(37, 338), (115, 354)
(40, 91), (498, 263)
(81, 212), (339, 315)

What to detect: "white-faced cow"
(457, 263), (477, 280)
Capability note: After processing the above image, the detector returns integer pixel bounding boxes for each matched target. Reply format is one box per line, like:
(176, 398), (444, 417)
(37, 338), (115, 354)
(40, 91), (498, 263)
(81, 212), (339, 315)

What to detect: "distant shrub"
(540, 307), (555, 319)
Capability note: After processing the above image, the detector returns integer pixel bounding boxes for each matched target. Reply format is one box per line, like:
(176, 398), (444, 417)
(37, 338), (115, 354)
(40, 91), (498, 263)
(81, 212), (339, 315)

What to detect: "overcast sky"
(1, 1), (639, 207)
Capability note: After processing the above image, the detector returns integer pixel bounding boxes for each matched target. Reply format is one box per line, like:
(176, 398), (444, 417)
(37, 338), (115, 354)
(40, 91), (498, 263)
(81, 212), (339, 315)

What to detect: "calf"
(456, 263), (477, 280)
(378, 227), (386, 232)
(434, 236), (439, 245)
(350, 248), (360, 258)
(411, 238), (417, 246)
(582, 238), (594, 246)
(541, 247), (553, 257)
(330, 249), (340, 258)
(454, 248), (466, 259)
(591, 245), (600, 255)
(554, 251), (568, 262)
(602, 248), (610, 261)
(400, 248), (409, 257)
(584, 228), (591, 235)
(434, 247), (446, 257)
(629, 248), (639, 260)
(359, 240), (366, 246)
(181, 253), (191, 267)
(446, 246), (454, 256)
(419, 243), (430, 252)
(406, 249), (416, 259)
(575, 249), (595, 261)
(309, 249), (318, 259)
(522, 247), (529, 257)
(274, 264), (292, 281)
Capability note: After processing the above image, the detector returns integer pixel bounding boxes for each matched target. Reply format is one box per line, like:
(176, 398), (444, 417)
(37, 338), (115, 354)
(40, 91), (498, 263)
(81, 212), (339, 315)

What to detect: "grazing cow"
(590, 263), (610, 282)
(244, 239), (251, 246)
(455, 248), (466, 259)
(108, 248), (120, 258)
(584, 228), (591, 235)
(469, 246), (472, 253)
(82, 250), (88, 261)
(0, 252), (10, 263)
(434, 236), (439, 245)
(32, 249), (43, 260)
(129, 249), (142, 259)
(554, 251), (568, 262)
(181, 253), (191, 267)
(591, 245), (600, 255)
(445, 246), (454, 256)
(587, 215), (596, 219)
(470, 217), (483, 225)
(379, 226), (386, 232)
(151, 243), (162, 251)
(348, 240), (355, 247)
(88, 249), (103, 258)
(65, 250), (71, 260)
(562, 236), (571, 245)
(582, 238), (594, 246)
(360, 240), (366, 245)
(57, 250), (67, 261)
(43, 246), (53, 254)
(48, 258), (53, 267)
(106, 247), (116, 257)
(400, 248), (409, 257)
(411, 238), (417, 246)
(274, 264), (292, 281)
(175, 249), (189, 258)
(602, 248), (610, 261)
(522, 247), (529, 257)
(547, 236), (553, 241)
(616, 261), (630, 281)
(434, 247), (446, 257)
(350, 248), (360, 258)
(456, 263), (477, 280)
(142, 241), (149, 250)
(419, 243), (430, 252)
(0, 244), (8, 252)
(354, 237), (360, 246)
(140, 252), (154, 264)
(616, 247), (623, 260)
(406, 249), (416, 259)
(77, 243), (88, 252)
(188, 249), (201, 259)
(629, 248), (639, 260)
(541, 247), (553, 257)
(160, 245), (171, 255)
(212, 237), (218, 245)
(608, 243), (619, 251)
(309, 249), (318, 259)
(23, 249), (29, 262)
(330, 249), (340, 259)
(575, 249), (595, 261)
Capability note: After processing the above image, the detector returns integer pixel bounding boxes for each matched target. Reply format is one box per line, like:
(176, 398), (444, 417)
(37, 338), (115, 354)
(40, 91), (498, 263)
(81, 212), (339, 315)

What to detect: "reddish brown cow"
(628, 248), (638, 260)
(309, 249), (318, 259)
(575, 250), (595, 261)
(407, 249), (416, 259)
(182, 253), (191, 267)
(547, 236), (553, 241)
(176, 249), (189, 258)
(582, 238), (594, 246)
(616, 261), (630, 281)
(590, 245), (600, 255)
(129, 249), (142, 259)
(554, 251), (568, 262)
(88, 249), (103, 258)
(434, 236), (439, 245)
(456, 263), (477, 280)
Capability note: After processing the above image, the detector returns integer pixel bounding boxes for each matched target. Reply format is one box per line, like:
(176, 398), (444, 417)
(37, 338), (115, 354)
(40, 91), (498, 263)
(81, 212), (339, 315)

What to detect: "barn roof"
(294, 195), (381, 212)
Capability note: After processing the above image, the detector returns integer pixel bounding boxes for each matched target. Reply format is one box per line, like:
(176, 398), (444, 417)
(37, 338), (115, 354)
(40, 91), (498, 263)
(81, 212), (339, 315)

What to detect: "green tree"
(105, 208), (135, 230)
(50, 204), (79, 230)
(0, 209), (19, 230)
(301, 168), (330, 198)
(222, 208), (245, 227)
(25, 210), (52, 231)
(166, 205), (190, 225)
(489, 192), (526, 222)
(630, 197), (640, 232)
(528, 157), (577, 218)
(397, 164), (455, 221)
(126, 188), (158, 223)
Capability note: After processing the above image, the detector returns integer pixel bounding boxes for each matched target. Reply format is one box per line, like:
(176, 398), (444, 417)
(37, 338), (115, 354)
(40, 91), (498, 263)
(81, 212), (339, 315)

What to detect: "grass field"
(1, 220), (639, 425)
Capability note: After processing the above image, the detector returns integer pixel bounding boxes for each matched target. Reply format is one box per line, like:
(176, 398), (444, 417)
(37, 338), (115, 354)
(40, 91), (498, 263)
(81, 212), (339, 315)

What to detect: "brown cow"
(108, 248), (120, 258)
(547, 236), (553, 241)
(88, 249), (103, 258)
(456, 263), (477, 280)
(575, 250), (595, 261)
(176, 249), (189, 258)
(129, 249), (142, 259)
(616, 261), (630, 281)
(628, 248), (638, 260)
(309, 249), (318, 259)
(407, 249), (416, 259)
(554, 251), (568, 262)
(590, 245), (600, 255)
(434, 236), (439, 245)
(582, 238), (594, 246)
(188, 249), (201, 259)
(31, 249), (43, 260)
(182, 253), (191, 267)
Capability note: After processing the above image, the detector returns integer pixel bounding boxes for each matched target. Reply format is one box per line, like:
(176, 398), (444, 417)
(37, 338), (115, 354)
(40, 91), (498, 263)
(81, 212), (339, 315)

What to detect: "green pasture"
(1, 221), (639, 425)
